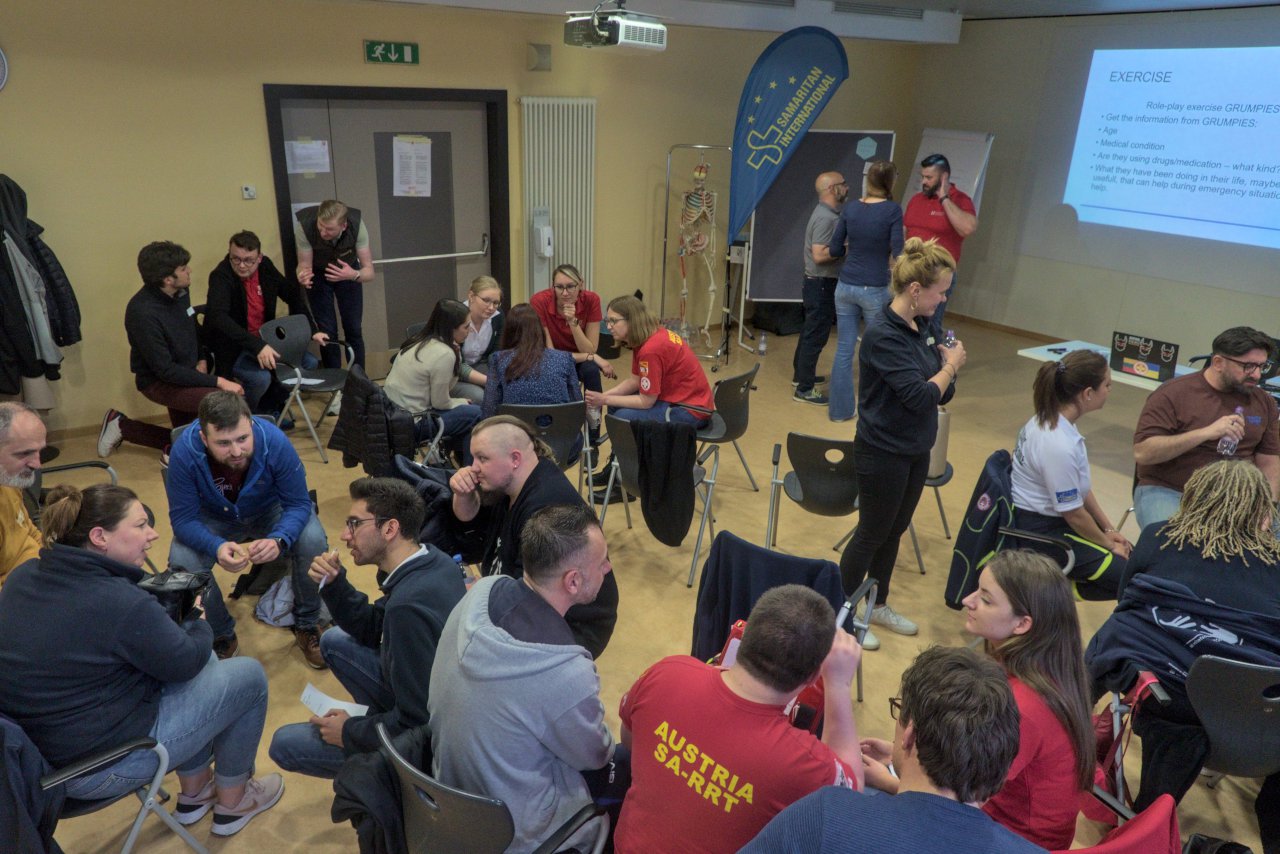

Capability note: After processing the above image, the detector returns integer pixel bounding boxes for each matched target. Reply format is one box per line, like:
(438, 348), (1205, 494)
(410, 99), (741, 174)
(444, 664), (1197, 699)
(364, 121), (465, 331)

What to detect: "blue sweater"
(167, 416), (314, 558)
(828, 199), (904, 288)
(0, 545), (212, 767)
(481, 349), (581, 420)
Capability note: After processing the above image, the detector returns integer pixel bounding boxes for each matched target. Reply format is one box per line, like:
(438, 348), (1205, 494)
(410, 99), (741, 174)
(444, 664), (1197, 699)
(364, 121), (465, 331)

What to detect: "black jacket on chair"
(328, 365), (417, 477)
(633, 419), (698, 547)
(0, 715), (62, 854)
(205, 254), (315, 379)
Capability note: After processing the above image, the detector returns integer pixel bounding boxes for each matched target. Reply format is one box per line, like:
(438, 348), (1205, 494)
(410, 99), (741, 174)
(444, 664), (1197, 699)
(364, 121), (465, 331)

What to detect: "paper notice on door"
(301, 683), (369, 718)
(393, 135), (432, 197)
(285, 140), (332, 174)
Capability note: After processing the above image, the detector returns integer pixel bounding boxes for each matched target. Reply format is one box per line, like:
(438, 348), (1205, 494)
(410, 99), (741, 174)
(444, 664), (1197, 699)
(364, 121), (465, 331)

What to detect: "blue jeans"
(830, 283), (890, 422)
(1133, 484), (1182, 532)
(311, 278), (365, 369)
(929, 272), (956, 339)
(268, 628), (391, 779)
(792, 276), (837, 393)
(64, 656), (268, 801)
(418, 404), (482, 465)
(232, 350), (318, 413)
(609, 401), (709, 428)
(168, 505), (328, 638)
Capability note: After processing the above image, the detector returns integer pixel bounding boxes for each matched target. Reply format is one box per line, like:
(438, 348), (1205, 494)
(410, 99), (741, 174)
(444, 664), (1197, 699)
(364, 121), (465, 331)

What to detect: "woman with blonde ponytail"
(837, 237), (963, 650)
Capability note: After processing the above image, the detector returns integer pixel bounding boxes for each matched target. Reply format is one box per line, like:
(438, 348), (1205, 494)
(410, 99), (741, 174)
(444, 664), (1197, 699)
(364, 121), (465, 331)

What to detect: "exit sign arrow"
(364, 41), (419, 65)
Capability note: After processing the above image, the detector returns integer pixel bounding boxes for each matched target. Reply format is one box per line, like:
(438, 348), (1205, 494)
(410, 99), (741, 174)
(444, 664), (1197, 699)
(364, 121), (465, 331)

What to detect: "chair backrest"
(498, 402), (586, 470)
(1186, 654), (1280, 778)
(786, 432), (859, 517)
(708, 363), (759, 443)
(259, 314), (314, 365)
(377, 723), (515, 854)
(1059, 794), (1179, 854)
(403, 321), (427, 346)
(605, 413), (642, 496)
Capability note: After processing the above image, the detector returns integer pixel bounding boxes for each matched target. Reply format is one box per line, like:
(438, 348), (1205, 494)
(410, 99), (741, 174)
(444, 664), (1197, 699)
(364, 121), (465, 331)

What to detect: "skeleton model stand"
(677, 161), (717, 344)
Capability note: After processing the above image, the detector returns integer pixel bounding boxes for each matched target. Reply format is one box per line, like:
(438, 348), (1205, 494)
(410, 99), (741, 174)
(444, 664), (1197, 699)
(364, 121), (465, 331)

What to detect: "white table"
(1015, 339), (1195, 391)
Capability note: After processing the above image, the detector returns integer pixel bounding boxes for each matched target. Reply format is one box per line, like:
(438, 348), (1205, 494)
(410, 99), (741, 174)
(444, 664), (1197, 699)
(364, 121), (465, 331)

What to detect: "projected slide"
(1062, 47), (1280, 250)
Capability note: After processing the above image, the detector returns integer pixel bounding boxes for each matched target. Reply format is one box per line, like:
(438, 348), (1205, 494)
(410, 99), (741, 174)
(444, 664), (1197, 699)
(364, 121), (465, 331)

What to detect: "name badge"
(186, 306), (195, 317)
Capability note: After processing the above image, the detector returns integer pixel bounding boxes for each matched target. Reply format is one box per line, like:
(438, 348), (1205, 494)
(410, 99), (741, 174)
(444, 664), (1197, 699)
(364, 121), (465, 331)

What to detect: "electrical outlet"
(241, 184), (257, 200)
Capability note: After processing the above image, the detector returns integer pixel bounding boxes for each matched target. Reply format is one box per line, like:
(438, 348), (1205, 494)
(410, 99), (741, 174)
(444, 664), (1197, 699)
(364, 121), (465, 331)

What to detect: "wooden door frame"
(263, 83), (510, 299)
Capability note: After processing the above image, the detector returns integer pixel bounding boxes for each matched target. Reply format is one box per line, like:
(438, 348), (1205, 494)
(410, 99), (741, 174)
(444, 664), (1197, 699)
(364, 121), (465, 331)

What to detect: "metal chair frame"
(259, 314), (354, 463)
(695, 363), (761, 492)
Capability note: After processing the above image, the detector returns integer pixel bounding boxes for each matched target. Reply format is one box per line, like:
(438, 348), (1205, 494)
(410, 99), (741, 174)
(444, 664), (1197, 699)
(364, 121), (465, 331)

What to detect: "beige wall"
(920, 8), (1280, 350)
(2, 0), (919, 433)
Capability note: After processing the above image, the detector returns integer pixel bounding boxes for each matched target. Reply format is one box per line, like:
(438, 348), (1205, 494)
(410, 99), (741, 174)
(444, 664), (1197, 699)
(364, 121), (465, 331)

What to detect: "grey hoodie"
(428, 575), (614, 853)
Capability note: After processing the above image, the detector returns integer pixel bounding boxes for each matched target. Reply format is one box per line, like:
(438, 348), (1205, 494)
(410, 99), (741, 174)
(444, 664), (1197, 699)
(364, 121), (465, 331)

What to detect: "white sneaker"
(211, 773), (284, 837)
(860, 627), (880, 651)
(871, 604), (919, 636)
(325, 390), (343, 416)
(97, 409), (123, 458)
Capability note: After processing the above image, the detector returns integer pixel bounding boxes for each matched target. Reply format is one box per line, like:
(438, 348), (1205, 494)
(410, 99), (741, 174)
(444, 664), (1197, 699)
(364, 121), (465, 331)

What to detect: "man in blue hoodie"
(166, 390), (328, 666)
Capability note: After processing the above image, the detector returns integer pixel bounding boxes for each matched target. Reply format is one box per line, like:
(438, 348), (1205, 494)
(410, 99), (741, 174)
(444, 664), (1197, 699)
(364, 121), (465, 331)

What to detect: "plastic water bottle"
(757, 332), (767, 356)
(943, 329), (957, 348)
(1217, 406), (1245, 456)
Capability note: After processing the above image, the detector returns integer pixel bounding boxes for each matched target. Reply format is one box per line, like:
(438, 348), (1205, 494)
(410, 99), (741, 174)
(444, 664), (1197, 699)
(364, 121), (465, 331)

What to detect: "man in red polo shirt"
(902, 153), (978, 333)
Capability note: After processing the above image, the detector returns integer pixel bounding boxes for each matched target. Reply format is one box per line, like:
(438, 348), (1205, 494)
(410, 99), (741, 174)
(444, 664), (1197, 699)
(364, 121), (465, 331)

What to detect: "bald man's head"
(468, 416), (551, 500)
(816, 171), (848, 204)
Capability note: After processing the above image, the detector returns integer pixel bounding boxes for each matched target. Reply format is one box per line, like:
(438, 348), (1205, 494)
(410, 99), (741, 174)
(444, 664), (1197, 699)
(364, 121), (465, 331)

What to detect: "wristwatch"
(275, 537), (288, 553)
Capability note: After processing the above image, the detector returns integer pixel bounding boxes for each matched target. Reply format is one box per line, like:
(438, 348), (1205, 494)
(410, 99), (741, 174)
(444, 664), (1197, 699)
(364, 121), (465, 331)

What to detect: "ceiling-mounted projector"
(565, 1), (666, 52)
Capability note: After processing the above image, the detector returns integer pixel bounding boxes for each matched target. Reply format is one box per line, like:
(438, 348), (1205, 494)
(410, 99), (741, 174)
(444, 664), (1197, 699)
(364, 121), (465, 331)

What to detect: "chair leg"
(908, 522), (926, 574)
(731, 440), (759, 491)
(765, 481), (779, 550)
(599, 464), (618, 525)
(291, 391), (329, 463)
(688, 483), (715, 588)
(1118, 505), (1133, 532)
(833, 525), (856, 553)
(933, 486), (951, 539)
(621, 483), (633, 530)
(123, 743), (209, 854)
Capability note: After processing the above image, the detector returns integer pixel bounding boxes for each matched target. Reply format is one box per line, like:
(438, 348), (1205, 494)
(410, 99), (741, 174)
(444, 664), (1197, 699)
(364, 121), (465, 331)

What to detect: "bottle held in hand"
(1217, 406), (1245, 456)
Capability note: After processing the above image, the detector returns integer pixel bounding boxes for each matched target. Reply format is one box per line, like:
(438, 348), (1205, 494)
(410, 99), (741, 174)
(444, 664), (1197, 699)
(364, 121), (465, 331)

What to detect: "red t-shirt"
(530, 287), (602, 352)
(631, 328), (714, 413)
(982, 676), (1082, 851)
(241, 270), (265, 336)
(615, 656), (854, 854)
(903, 186), (975, 264)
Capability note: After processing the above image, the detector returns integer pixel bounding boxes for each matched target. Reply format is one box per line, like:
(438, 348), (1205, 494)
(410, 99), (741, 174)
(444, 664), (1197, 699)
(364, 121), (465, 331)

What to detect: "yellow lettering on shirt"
(648, 719), (755, 815)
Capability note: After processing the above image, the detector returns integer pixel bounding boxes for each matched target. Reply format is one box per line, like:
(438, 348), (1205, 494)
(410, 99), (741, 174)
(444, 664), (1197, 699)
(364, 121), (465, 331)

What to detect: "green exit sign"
(364, 41), (419, 65)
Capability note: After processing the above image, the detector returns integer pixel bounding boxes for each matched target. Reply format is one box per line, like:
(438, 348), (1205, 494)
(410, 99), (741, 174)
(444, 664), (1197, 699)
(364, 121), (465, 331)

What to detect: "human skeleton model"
(678, 161), (718, 342)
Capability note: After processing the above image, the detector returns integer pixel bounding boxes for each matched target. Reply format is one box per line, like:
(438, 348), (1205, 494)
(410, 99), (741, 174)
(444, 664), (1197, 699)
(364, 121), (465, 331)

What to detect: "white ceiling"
(374, 0), (1280, 43)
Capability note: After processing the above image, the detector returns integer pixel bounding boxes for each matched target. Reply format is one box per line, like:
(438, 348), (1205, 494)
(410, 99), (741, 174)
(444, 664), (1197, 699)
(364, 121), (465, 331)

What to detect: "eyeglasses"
(344, 516), (386, 534)
(553, 283), (579, 292)
(229, 255), (261, 267)
(888, 696), (903, 721)
(474, 297), (501, 307)
(604, 317), (622, 327)
(1221, 355), (1273, 375)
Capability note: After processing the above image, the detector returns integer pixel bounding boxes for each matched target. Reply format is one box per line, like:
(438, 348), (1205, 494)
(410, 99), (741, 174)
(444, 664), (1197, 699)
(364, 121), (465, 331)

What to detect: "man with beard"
(792, 171), (848, 406)
(1133, 326), (1280, 528)
(166, 391), (328, 664)
(269, 477), (465, 778)
(0, 402), (45, 581)
(449, 415), (618, 658)
(902, 154), (978, 333)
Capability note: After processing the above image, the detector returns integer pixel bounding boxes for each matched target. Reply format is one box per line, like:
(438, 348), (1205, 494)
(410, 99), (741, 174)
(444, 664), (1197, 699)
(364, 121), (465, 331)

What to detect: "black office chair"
(0, 712), (210, 854)
(23, 460), (117, 524)
(259, 314), (354, 463)
(764, 433), (859, 552)
(376, 723), (607, 854)
(597, 412), (715, 587)
(497, 401), (592, 493)
(1187, 655), (1280, 787)
(695, 363), (760, 492)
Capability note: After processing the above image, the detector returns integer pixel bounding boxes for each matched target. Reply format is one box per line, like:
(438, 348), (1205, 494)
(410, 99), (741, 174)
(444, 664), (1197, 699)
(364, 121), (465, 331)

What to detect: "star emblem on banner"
(768, 81), (777, 89)
(754, 95), (762, 104)
(747, 116), (755, 124)
(789, 76), (797, 84)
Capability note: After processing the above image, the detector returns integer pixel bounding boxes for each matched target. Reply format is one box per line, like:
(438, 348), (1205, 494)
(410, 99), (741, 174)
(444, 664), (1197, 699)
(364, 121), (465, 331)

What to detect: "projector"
(564, 6), (667, 52)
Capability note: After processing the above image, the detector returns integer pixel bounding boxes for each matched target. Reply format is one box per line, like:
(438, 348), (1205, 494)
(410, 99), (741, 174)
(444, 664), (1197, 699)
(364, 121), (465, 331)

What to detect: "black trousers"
(1010, 508), (1125, 601)
(792, 276), (836, 392)
(838, 435), (930, 604)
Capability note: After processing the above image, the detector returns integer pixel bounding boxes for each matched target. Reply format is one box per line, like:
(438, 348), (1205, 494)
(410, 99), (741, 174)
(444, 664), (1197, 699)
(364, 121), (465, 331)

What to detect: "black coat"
(328, 364), (417, 477)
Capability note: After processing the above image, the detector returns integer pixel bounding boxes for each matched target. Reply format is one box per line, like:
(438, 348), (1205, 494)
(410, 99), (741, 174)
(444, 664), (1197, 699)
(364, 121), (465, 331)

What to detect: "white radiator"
(521, 97), (596, 295)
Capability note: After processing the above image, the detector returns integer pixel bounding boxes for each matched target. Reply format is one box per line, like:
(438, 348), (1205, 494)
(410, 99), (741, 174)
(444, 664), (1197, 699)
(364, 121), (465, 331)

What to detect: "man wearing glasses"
(1133, 326), (1280, 529)
(204, 230), (327, 416)
(902, 153), (978, 333)
(167, 391), (329, 665)
(268, 477), (465, 779)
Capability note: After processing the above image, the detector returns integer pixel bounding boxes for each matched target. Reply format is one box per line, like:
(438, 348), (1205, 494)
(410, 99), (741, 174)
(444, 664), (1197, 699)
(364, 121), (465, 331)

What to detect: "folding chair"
(765, 434), (858, 552)
(597, 412), (714, 587)
(376, 723), (607, 854)
(1056, 794), (1179, 854)
(259, 314), (354, 463)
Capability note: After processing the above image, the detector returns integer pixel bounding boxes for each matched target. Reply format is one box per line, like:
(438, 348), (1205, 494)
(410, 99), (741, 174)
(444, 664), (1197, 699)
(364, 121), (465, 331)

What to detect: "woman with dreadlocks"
(1090, 460), (1280, 849)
